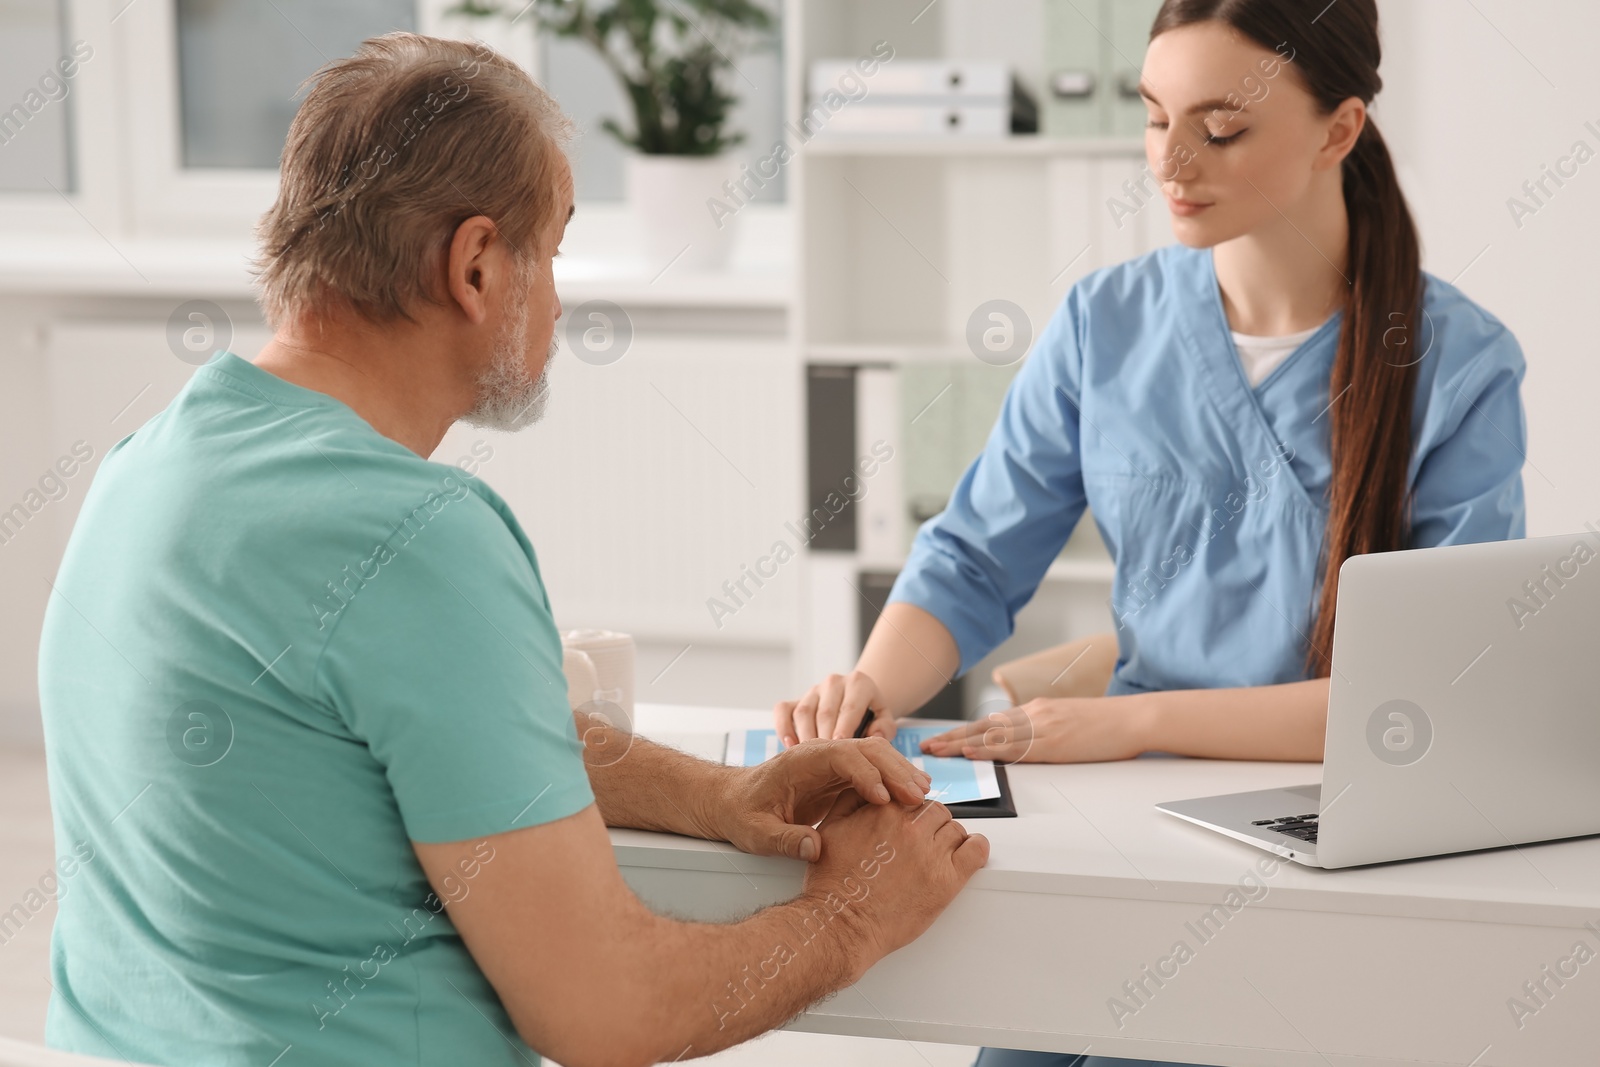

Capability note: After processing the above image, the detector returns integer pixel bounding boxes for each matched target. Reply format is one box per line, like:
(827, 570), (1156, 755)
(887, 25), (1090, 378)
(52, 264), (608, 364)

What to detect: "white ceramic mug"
(560, 629), (635, 733)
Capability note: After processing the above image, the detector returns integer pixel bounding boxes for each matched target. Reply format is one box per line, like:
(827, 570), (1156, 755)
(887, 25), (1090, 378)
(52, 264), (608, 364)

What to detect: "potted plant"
(446, 0), (776, 271)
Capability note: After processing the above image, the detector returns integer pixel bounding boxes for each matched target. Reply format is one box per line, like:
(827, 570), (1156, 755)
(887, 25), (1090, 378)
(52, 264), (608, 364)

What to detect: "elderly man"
(38, 33), (988, 1067)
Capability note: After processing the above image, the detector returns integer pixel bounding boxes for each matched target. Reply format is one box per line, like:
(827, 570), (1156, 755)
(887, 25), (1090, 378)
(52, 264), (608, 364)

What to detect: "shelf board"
(554, 258), (793, 310)
(803, 135), (1147, 159)
(0, 235), (793, 309)
(807, 343), (973, 365)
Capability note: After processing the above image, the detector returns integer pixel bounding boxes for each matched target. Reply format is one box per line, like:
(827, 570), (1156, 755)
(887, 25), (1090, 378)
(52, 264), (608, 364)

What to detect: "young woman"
(780, 5), (1525, 1060)
(777, 4), (1526, 779)
(780, 10), (1525, 1065)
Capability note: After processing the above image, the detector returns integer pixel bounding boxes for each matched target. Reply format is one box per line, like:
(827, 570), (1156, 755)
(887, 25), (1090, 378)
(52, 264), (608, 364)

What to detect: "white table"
(610, 705), (1600, 1067)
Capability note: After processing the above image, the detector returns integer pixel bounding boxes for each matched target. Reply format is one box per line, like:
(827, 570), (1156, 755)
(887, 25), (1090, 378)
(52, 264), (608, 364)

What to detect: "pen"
(852, 709), (875, 739)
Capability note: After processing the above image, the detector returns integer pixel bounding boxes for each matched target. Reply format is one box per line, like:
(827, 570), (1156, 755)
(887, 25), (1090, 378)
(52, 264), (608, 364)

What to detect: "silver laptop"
(1158, 531), (1600, 868)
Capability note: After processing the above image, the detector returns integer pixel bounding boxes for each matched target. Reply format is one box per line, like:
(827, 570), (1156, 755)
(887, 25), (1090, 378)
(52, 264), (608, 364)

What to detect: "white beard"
(463, 305), (556, 433)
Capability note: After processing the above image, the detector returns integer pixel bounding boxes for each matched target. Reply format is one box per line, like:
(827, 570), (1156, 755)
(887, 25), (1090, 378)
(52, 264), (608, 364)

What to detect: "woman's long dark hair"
(1152, 0), (1421, 677)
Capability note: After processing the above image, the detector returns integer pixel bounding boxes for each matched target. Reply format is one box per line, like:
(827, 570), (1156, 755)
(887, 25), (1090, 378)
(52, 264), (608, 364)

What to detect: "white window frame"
(0, 0), (123, 236)
(117, 0), (274, 238)
(117, 0), (486, 239)
(1, 0), (785, 261)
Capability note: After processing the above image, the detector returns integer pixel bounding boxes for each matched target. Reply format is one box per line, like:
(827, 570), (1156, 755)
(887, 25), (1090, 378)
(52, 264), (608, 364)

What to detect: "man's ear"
(445, 215), (501, 326)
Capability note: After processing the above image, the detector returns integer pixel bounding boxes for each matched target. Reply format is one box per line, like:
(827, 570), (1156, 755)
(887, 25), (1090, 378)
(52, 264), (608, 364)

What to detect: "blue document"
(724, 720), (1001, 804)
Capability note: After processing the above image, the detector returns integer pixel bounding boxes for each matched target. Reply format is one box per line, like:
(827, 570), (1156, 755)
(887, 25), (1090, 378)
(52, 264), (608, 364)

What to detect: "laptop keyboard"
(1252, 813), (1319, 843)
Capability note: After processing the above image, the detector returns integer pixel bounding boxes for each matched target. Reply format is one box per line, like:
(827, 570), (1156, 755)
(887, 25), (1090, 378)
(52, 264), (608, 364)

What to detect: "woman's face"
(1140, 21), (1360, 248)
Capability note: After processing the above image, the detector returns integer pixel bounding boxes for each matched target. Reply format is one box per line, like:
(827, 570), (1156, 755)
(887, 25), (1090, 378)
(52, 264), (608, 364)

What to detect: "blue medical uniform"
(891, 244), (1526, 693)
(893, 245), (1526, 1067)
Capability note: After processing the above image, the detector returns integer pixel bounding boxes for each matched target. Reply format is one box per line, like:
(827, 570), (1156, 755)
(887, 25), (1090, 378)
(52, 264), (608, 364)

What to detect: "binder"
(855, 367), (905, 567)
(809, 59), (1008, 100)
(806, 366), (858, 552)
(1109, 0), (1164, 137)
(817, 102), (1008, 138)
(1043, 0), (1164, 138)
(1042, 0), (1105, 137)
(808, 59), (1011, 139)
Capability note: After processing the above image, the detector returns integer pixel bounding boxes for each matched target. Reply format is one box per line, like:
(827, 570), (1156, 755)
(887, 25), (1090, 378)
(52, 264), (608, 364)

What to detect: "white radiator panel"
(438, 334), (801, 646)
(35, 322), (800, 659)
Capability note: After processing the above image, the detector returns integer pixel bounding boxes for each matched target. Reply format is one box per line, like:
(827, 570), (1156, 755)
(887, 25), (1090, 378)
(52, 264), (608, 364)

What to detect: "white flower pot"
(434, 16), (536, 74)
(625, 153), (740, 273)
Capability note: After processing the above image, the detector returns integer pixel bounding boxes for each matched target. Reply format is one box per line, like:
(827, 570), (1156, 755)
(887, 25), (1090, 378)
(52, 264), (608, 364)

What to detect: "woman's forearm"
(854, 603), (962, 719)
(856, 606), (1330, 762)
(1136, 677), (1331, 761)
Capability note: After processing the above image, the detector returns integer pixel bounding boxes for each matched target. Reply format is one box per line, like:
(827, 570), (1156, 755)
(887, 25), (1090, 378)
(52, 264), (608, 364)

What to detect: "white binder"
(809, 59), (1008, 100)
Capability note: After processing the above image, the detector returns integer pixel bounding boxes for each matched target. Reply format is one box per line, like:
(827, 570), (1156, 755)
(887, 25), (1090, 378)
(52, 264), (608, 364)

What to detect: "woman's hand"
(919, 697), (1152, 764)
(773, 671), (897, 746)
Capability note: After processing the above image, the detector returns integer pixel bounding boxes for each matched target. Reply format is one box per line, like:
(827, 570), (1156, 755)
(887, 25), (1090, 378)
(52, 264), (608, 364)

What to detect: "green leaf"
(533, 0), (776, 156)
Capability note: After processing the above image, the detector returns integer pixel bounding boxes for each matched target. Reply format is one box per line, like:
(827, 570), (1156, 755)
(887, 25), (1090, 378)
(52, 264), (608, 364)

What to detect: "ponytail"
(1308, 121), (1421, 674)
(1151, 0), (1421, 676)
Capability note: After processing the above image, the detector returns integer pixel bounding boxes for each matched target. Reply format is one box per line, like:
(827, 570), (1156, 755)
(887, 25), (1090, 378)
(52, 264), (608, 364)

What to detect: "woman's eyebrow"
(1138, 81), (1244, 115)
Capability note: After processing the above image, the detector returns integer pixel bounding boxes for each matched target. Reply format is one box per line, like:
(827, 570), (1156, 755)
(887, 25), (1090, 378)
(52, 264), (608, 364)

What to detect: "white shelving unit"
(787, 0), (1176, 694)
(803, 135), (1146, 157)
(806, 343), (969, 365)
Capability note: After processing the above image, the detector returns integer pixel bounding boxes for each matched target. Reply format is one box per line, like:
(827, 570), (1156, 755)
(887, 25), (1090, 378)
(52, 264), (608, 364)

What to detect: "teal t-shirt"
(39, 351), (594, 1066)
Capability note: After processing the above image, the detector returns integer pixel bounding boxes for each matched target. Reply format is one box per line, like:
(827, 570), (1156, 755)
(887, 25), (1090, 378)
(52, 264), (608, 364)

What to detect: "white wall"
(0, 310), (61, 746)
(1381, 0), (1600, 534)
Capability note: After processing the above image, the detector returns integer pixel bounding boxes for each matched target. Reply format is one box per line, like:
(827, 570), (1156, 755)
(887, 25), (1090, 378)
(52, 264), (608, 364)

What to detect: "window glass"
(0, 0), (77, 193)
(175, 0), (785, 203)
(176, 0), (417, 168)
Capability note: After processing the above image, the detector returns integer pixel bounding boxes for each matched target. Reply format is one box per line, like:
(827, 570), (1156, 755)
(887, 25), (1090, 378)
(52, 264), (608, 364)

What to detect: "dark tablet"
(854, 710), (1017, 817)
(944, 760), (1016, 818)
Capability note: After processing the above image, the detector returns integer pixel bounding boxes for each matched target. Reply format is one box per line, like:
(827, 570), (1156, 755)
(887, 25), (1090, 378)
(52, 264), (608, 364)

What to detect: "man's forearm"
(577, 710), (736, 839)
(646, 891), (875, 1061)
